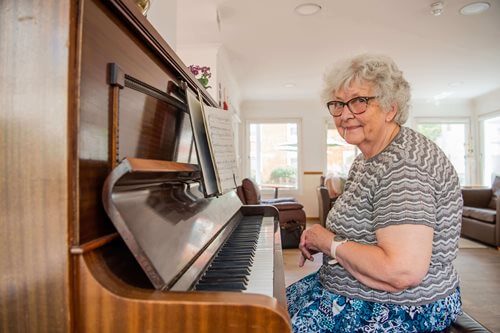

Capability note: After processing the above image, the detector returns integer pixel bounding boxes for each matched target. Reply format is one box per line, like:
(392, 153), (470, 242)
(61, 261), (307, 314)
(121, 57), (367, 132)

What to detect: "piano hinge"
(166, 80), (187, 102)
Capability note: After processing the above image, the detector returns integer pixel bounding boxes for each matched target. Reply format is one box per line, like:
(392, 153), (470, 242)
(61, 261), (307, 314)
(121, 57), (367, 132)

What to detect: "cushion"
(488, 175), (500, 210)
(462, 206), (496, 224)
(241, 178), (260, 204)
(272, 202), (304, 211)
(236, 186), (246, 203)
(262, 197), (296, 204)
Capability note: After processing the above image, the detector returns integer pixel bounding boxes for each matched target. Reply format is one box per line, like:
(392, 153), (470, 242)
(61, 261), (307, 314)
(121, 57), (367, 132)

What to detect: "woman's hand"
(298, 224), (334, 267)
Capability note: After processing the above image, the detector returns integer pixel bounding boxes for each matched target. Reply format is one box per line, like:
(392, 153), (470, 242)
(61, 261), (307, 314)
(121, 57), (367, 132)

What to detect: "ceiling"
(177, 0), (500, 103)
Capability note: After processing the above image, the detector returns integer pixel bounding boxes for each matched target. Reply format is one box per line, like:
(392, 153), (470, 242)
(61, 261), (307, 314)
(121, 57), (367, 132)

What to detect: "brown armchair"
(236, 178), (306, 248)
(317, 175), (344, 227)
(461, 176), (500, 247)
(317, 186), (335, 227)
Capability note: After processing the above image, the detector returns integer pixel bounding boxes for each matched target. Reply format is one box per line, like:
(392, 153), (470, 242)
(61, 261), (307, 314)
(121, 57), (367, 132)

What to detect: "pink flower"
(188, 64), (212, 89)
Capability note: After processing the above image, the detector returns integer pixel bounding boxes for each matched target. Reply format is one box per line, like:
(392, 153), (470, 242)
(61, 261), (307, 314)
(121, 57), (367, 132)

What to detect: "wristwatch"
(329, 235), (348, 262)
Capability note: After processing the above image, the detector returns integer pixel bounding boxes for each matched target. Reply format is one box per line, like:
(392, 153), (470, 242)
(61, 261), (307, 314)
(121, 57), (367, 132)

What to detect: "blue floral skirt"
(286, 272), (462, 333)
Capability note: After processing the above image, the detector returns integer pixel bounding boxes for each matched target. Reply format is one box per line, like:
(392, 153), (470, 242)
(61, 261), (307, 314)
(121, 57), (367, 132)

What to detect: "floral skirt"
(286, 272), (462, 333)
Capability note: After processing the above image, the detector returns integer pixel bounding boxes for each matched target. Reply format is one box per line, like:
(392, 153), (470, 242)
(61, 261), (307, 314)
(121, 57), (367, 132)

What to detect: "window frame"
(414, 116), (473, 185)
(478, 110), (500, 186)
(324, 117), (359, 177)
(244, 118), (302, 196)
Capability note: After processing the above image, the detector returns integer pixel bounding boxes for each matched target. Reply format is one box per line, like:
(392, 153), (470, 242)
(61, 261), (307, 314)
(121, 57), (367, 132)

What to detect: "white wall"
(410, 99), (472, 122)
(147, 0), (177, 49)
(473, 87), (500, 116)
(240, 98), (476, 217)
(217, 47), (243, 170)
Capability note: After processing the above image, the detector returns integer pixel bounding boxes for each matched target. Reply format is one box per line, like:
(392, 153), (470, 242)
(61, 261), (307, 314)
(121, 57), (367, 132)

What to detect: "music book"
(200, 103), (239, 195)
(186, 89), (239, 196)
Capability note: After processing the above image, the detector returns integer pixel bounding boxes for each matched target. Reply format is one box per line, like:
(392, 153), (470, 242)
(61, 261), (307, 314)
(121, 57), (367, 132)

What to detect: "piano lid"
(102, 157), (242, 290)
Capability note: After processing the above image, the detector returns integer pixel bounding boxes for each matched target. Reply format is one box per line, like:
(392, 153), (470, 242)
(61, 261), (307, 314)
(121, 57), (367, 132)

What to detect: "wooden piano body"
(0, 0), (291, 332)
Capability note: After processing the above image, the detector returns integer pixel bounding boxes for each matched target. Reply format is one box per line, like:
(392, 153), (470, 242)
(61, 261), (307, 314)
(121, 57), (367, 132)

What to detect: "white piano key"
(243, 216), (275, 297)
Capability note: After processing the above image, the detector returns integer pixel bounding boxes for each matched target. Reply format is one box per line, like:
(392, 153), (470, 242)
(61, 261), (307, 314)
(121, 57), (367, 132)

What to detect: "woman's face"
(333, 82), (396, 157)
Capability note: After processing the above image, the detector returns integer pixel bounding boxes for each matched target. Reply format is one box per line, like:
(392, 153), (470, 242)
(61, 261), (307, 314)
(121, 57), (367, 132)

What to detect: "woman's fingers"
(299, 242), (313, 260)
(298, 252), (306, 267)
(298, 250), (315, 267)
(298, 224), (333, 267)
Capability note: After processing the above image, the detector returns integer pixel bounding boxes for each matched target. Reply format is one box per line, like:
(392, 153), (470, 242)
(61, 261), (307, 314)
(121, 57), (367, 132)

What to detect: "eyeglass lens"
(328, 97), (371, 116)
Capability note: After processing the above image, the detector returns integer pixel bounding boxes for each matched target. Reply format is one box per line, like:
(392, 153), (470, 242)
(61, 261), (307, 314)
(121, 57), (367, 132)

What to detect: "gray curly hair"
(320, 54), (411, 125)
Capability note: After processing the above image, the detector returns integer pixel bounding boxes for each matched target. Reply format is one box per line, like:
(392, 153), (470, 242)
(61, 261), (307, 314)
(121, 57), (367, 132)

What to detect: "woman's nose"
(339, 105), (354, 120)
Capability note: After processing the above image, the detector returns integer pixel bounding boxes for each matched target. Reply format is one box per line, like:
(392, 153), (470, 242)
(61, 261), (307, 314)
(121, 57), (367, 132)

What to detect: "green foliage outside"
(418, 124), (442, 142)
(268, 166), (296, 184)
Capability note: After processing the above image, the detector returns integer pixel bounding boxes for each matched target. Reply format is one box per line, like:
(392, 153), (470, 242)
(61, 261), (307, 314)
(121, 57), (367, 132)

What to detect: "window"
(480, 114), (500, 185)
(326, 120), (358, 177)
(415, 119), (472, 185)
(247, 120), (300, 189)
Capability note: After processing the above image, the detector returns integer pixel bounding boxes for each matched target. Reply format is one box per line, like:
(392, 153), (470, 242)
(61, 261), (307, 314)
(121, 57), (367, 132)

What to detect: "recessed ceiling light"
(284, 83), (295, 88)
(294, 3), (322, 16)
(460, 2), (490, 15)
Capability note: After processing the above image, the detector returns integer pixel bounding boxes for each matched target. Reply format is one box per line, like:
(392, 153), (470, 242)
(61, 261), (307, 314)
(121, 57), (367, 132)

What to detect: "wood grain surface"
(0, 0), (73, 332)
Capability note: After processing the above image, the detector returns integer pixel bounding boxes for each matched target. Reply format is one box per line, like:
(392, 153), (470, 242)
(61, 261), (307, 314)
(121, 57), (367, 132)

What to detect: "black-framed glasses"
(326, 96), (378, 117)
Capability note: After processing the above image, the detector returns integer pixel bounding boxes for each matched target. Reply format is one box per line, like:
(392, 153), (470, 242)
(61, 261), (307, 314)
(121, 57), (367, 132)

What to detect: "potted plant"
(188, 65), (212, 89)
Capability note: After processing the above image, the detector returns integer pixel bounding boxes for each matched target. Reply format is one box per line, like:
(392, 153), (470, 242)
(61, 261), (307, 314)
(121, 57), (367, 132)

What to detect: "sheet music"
(185, 90), (219, 197)
(201, 105), (239, 194)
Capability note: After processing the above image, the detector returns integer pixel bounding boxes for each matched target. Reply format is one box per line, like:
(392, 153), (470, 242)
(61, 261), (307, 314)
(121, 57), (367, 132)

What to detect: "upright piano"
(68, 0), (291, 331)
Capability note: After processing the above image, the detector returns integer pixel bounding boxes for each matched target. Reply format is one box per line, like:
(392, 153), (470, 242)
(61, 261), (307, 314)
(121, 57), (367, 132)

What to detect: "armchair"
(236, 178), (306, 248)
(317, 175), (345, 227)
(461, 176), (500, 248)
(317, 186), (335, 227)
(237, 178), (296, 205)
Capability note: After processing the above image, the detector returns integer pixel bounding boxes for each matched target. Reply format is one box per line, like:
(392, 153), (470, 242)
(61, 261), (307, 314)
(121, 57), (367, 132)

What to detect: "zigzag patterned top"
(319, 126), (462, 306)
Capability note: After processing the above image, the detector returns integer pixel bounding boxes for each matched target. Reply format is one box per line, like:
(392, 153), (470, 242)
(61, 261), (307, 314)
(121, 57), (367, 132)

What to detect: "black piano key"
(213, 257), (252, 264)
(225, 240), (257, 245)
(210, 264), (251, 271)
(196, 282), (246, 291)
(217, 250), (253, 256)
(204, 266), (251, 274)
(215, 255), (254, 262)
(215, 250), (253, 256)
(199, 276), (248, 286)
(221, 245), (254, 249)
(194, 215), (264, 292)
(203, 272), (249, 280)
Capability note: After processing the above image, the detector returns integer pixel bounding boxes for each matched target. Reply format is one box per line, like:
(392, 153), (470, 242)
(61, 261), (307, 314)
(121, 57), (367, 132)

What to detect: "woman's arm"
(299, 223), (434, 292)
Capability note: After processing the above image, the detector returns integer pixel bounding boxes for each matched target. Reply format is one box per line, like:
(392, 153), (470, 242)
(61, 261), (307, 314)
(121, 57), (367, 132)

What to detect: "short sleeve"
(372, 165), (437, 230)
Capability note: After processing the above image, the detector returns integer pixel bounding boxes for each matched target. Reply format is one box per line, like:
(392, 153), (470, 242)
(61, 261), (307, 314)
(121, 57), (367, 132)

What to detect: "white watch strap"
(328, 238), (347, 265)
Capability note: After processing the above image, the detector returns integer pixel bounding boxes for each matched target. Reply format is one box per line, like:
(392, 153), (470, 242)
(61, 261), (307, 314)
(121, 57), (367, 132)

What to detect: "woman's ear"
(386, 103), (398, 122)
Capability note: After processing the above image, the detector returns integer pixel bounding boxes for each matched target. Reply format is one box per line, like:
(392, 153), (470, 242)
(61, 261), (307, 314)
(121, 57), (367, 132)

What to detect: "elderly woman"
(287, 54), (463, 332)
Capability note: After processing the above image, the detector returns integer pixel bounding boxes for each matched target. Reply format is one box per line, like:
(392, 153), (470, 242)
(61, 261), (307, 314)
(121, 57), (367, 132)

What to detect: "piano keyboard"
(243, 216), (274, 296)
(195, 215), (275, 297)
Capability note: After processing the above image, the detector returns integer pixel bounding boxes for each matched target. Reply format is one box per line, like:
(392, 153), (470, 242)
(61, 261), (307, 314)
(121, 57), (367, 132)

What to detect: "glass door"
(480, 115), (500, 185)
(247, 120), (300, 189)
(415, 119), (472, 185)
